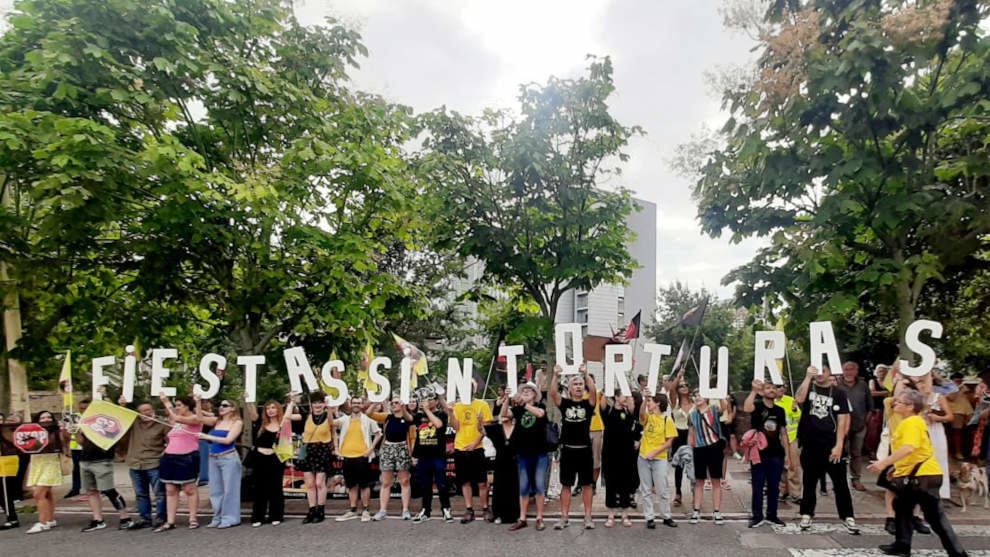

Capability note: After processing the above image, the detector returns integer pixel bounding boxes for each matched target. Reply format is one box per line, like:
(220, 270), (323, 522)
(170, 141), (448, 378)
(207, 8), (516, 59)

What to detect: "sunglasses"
(219, 402), (232, 408)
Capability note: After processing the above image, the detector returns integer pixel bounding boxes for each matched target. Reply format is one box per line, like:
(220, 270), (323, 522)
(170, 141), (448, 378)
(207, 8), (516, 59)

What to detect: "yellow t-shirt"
(639, 413), (677, 459)
(891, 415), (941, 477)
(454, 399), (493, 451)
(589, 393), (604, 432)
(339, 419), (368, 458)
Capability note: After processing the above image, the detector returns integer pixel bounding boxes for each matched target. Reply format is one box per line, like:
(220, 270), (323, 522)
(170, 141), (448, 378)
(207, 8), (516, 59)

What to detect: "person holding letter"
(795, 366), (859, 534)
(368, 395), (415, 521)
(742, 380), (788, 528)
(156, 393), (205, 532)
(197, 399), (244, 529)
(687, 391), (726, 525)
(333, 397), (382, 523)
(411, 390), (453, 523)
(246, 399), (293, 527)
(549, 363), (597, 530)
(638, 393), (678, 529)
(450, 379), (493, 524)
(290, 392), (336, 524)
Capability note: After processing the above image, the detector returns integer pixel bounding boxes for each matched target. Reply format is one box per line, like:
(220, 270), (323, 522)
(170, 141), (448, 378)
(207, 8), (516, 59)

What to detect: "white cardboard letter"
(446, 358), (473, 404)
(809, 321), (843, 374)
(320, 360), (348, 407)
(604, 344), (633, 397)
(500, 344), (525, 395)
(121, 345), (137, 403)
(754, 331), (786, 385)
(899, 319), (943, 377)
(554, 323), (584, 375)
(196, 353), (226, 399)
(698, 346), (729, 399)
(643, 343), (671, 396)
(366, 356), (391, 403)
(91, 355), (115, 401)
(283, 347), (319, 394)
(150, 348), (178, 397)
(238, 355), (265, 403)
(399, 358), (413, 404)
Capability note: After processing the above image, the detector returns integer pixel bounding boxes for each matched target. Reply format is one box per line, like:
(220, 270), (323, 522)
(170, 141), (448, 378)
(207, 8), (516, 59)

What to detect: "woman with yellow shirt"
(289, 392), (336, 524)
(869, 389), (966, 557)
(639, 393), (678, 529)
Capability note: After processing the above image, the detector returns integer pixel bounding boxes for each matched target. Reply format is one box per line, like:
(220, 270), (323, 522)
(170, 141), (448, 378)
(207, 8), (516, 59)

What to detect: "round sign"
(13, 423), (50, 454)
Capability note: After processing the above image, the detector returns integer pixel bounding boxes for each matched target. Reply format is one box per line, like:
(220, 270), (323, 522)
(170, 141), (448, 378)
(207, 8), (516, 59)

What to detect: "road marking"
(772, 522), (990, 537)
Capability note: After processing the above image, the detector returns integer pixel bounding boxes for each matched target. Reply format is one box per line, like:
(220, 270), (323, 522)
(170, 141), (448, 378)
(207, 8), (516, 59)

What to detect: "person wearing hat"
(501, 382), (548, 531)
(411, 388), (453, 523)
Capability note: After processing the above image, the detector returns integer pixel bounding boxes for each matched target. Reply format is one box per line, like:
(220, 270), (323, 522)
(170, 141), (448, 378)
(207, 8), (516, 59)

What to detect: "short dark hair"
(175, 395), (196, 410)
(950, 372), (964, 380)
(310, 391), (325, 403)
(653, 393), (669, 412)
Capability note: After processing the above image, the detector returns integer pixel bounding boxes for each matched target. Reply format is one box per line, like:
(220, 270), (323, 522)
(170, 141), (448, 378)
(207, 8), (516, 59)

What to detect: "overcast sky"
(294, 0), (767, 299)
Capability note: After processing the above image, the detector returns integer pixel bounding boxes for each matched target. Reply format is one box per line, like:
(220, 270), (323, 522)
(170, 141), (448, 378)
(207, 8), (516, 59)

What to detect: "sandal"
(622, 517), (633, 527)
(535, 519), (545, 531)
(604, 517), (615, 528)
(674, 495), (682, 506)
(153, 523), (176, 533)
(188, 520), (200, 529)
(721, 479), (731, 491)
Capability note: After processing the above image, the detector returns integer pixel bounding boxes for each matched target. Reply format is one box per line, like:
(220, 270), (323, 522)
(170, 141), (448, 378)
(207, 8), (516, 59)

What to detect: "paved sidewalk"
(36, 458), (990, 524)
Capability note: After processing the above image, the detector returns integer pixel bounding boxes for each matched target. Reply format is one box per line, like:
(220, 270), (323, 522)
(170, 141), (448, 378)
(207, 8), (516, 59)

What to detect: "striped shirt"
(689, 406), (722, 447)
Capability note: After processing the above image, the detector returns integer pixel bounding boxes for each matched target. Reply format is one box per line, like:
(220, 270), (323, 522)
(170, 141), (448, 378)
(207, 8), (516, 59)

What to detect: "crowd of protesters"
(1, 359), (988, 557)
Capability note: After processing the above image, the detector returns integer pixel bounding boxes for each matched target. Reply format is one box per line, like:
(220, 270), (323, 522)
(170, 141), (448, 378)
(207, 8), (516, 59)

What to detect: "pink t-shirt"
(165, 422), (202, 454)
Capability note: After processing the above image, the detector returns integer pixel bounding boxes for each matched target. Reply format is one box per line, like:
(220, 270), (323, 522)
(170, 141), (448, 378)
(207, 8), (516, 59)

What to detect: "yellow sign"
(0, 455), (19, 478)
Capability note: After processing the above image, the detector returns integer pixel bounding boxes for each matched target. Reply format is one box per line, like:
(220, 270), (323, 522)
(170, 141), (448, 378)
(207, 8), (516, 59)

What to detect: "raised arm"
(794, 366), (817, 404)
(423, 405), (444, 429)
(743, 380), (761, 413)
(246, 403), (259, 423)
(549, 365), (562, 407)
(584, 365), (597, 407)
(663, 368), (685, 397)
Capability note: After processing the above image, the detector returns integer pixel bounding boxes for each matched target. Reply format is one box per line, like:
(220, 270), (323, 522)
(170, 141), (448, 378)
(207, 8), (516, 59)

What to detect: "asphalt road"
(4, 511), (990, 557)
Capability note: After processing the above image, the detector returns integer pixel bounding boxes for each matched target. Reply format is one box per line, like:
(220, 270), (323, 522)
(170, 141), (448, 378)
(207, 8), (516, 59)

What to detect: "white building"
(554, 198), (658, 378)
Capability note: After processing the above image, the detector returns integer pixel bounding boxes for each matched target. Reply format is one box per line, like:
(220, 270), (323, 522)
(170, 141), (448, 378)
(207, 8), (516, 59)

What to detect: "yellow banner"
(0, 455), (18, 477)
(78, 399), (138, 451)
(392, 333), (428, 389)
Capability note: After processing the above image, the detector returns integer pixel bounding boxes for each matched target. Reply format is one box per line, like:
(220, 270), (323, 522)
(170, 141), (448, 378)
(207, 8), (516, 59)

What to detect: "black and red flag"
(623, 310), (642, 341)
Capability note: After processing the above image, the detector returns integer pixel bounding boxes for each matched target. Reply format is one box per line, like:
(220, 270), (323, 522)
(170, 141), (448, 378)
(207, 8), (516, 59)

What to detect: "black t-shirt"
(559, 398), (595, 447)
(412, 410), (448, 459)
(80, 437), (115, 461)
(510, 403), (547, 455)
(384, 414), (414, 443)
(750, 402), (786, 459)
(799, 384), (851, 446)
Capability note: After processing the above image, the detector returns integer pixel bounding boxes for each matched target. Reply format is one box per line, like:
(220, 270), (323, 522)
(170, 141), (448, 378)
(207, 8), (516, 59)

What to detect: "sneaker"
(125, 520), (148, 530)
(45, 520), (57, 528)
(413, 510), (430, 523)
(732, 452), (743, 461)
(442, 508), (454, 523)
(401, 510), (411, 521)
(766, 517), (786, 526)
(0, 520), (20, 531)
(271, 521), (281, 526)
(251, 522), (263, 528)
(799, 515), (812, 531)
(689, 510), (700, 524)
(662, 518), (678, 528)
(26, 522), (50, 534)
(372, 510), (387, 522)
(646, 519), (655, 529)
(584, 517), (595, 530)
(81, 520), (106, 532)
(884, 517), (896, 535)
(360, 510), (371, 523)
(713, 511), (724, 525)
(118, 518), (133, 531)
(335, 510), (359, 522)
(554, 518), (568, 530)
(912, 517), (931, 535)
(748, 518), (764, 528)
(844, 517), (860, 535)
(879, 543), (911, 556)
(789, 496), (802, 505)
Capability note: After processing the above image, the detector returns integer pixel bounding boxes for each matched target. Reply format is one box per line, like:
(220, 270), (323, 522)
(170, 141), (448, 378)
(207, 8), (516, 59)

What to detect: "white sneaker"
(799, 515), (812, 531)
(712, 511), (724, 525)
(335, 510), (359, 522)
(401, 510), (411, 521)
(372, 510), (387, 521)
(689, 510), (700, 524)
(361, 510), (371, 523)
(442, 508), (453, 523)
(45, 521), (57, 528)
(26, 522), (50, 534)
(844, 517), (860, 535)
(413, 509), (429, 523)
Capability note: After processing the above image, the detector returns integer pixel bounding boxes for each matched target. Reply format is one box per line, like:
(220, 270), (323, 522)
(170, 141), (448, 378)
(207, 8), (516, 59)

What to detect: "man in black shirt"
(795, 365), (858, 534)
(549, 364), (597, 530)
(743, 380), (789, 528)
(411, 391), (452, 524)
(78, 434), (130, 531)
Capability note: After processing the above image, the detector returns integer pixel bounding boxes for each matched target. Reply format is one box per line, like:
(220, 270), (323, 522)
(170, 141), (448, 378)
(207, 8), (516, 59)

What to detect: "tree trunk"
(894, 273), (916, 361)
(1, 261), (29, 420)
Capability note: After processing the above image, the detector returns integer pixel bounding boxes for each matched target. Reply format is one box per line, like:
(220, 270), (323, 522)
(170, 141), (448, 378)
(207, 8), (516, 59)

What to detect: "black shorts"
(454, 449), (487, 486)
(342, 457), (372, 489)
(693, 441), (725, 480)
(559, 445), (594, 487)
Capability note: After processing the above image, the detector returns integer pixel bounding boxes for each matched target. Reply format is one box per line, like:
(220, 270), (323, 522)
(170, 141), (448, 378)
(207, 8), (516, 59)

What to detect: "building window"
(576, 292), (589, 310)
(617, 296), (625, 323)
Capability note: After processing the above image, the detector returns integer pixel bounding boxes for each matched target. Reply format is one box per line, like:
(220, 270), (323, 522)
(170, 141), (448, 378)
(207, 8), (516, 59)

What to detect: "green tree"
(417, 57), (642, 326)
(684, 0), (990, 357)
(0, 0), (433, 402)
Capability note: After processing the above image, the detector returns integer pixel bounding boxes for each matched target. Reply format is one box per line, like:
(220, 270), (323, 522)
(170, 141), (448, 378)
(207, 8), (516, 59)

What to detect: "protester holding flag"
(198, 399), (244, 529)
(246, 400), (293, 527)
(290, 392), (336, 524)
(549, 364), (598, 530)
(24, 411), (65, 535)
(156, 393), (205, 531)
(117, 396), (170, 530)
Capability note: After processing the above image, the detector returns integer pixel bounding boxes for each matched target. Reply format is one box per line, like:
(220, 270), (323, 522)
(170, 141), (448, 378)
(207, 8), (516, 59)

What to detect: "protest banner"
(77, 399), (139, 451)
(0, 422), (62, 455)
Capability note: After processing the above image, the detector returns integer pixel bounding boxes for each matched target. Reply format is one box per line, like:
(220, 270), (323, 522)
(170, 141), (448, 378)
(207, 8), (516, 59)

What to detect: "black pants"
(70, 449), (81, 493)
(416, 457), (450, 514)
(893, 476), (966, 557)
(1, 477), (17, 523)
(799, 443), (853, 519)
(250, 453), (285, 523)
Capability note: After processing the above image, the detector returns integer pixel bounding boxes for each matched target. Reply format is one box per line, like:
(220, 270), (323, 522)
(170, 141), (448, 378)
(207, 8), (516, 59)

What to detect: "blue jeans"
(198, 440), (210, 483)
(517, 453), (549, 496)
(751, 455), (784, 522)
(129, 467), (165, 523)
(416, 456), (451, 514)
(208, 452), (242, 527)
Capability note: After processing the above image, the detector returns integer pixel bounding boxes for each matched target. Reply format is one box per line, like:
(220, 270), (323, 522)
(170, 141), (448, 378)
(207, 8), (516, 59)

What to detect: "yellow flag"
(0, 455), (19, 478)
(392, 333), (428, 389)
(78, 400), (138, 451)
(319, 351), (342, 397)
(356, 340), (378, 393)
(58, 350), (72, 410)
(275, 419), (294, 463)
